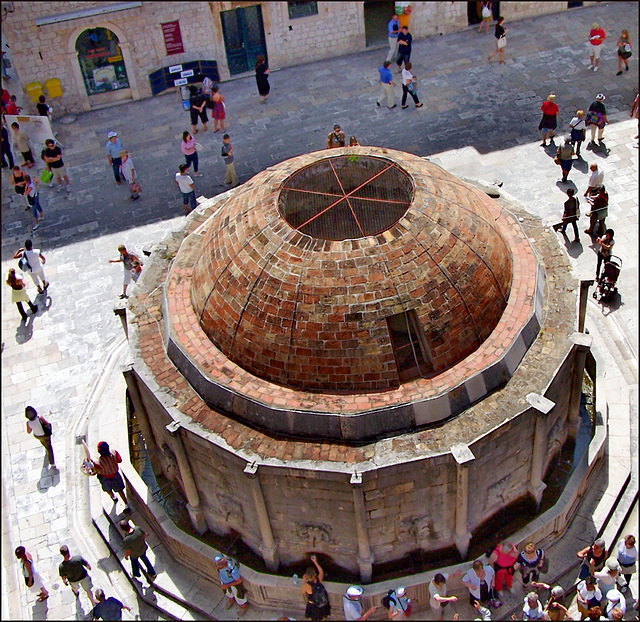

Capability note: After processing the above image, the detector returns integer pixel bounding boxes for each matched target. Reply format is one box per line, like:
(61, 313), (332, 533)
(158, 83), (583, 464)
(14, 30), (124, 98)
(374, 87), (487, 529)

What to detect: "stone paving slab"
(2, 2), (638, 620)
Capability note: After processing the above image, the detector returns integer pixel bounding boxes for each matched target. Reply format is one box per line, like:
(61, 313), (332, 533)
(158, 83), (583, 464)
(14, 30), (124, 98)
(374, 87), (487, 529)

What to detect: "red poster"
(161, 20), (184, 56)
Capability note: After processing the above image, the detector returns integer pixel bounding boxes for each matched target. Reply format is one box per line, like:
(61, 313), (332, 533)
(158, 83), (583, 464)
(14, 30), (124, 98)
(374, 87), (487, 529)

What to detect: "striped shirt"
(95, 451), (122, 478)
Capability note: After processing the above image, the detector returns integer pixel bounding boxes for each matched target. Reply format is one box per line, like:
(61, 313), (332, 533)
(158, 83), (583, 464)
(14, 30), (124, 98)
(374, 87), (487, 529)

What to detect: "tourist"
(58, 544), (96, 605)
(569, 110), (587, 156)
(577, 539), (608, 579)
(478, 2), (493, 34)
(327, 124), (346, 149)
(92, 588), (131, 621)
(608, 606), (624, 621)
(14, 239), (49, 293)
(342, 585), (377, 620)
(586, 605), (605, 621)
(387, 13), (400, 62)
(131, 259), (143, 283)
(631, 93), (639, 138)
(595, 229), (615, 280)
(489, 540), (519, 593)
(539, 94), (559, 146)
(576, 576), (603, 619)
(175, 163), (197, 215)
(514, 542), (546, 586)
(594, 558), (626, 599)
(109, 244), (141, 299)
(7, 268), (38, 322)
(15, 545), (49, 602)
(36, 94), (51, 117)
(42, 138), (70, 193)
(210, 86), (226, 133)
(24, 174), (43, 230)
(24, 406), (54, 467)
(387, 586), (412, 619)
(616, 534), (637, 586)
(584, 163), (604, 197)
(105, 131), (124, 185)
(302, 554), (331, 620)
(396, 26), (413, 71)
(376, 60), (396, 109)
(603, 589), (626, 619)
(401, 62), (422, 109)
(11, 164), (26, 194)
(189, 85), (208, 134)
(215, 554), (249, 617)
(119, 151), (140, 200)
(349, 136), (360, 146)
(552, 188), (580, 241)
(428, 573), (457, 619)
(487, 16), (507, 64)
(510, 592), (545, 620)
(1, 119), (14, 168)
(585, 187), (609, 237)
(255, 55), (270, 103)
(221, 134), (238, 187)
(557, 138), (575, 184)
(588, 23), (606, 72)
(616, 30), (632, 75)
(10, 121), (34, 168)
(3, 93), (21, 115)
(201, 74), (214, 101)
(462, 559), (497, 607)
(472, 600), (493, 620)
(180, 131), (202, 177)
(120, 520), (156, 581)
(92, 441), (130, 509)
(531, 583), (569, 621)
(586, 94), (608, 145)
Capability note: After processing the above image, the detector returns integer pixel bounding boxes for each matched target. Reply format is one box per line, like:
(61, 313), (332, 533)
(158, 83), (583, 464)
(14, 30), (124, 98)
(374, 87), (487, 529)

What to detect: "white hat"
(346, 585), (363, 598)
(595, 93), (606, 102)
(396, 586), (406, 597)
(607, 590), (621, 602)
(550, 585), (564, 598)
(605, 557), (620, 571)
(107, 131), (118, 138)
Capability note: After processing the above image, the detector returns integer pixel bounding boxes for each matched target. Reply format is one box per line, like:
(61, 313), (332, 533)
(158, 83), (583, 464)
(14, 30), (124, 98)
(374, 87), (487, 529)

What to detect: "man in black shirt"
(42, 138), (70, 192)
(396, 26), (413, 71)
(59, 544), (96, 605)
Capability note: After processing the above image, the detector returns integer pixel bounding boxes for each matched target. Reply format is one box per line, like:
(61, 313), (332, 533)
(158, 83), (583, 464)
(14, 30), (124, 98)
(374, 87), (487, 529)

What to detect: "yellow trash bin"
(45, 78), (63, 98)
(25, 82), (44, 103)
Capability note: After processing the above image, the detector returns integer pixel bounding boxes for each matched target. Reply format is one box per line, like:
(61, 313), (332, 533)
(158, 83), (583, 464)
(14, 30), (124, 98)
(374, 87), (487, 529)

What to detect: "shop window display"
(76, 28), (130, 96)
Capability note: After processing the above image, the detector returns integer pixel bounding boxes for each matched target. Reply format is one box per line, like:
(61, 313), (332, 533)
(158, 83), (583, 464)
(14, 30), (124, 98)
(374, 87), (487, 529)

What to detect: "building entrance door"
(364, 0), (396, 48)
(220, 5), (267, 76)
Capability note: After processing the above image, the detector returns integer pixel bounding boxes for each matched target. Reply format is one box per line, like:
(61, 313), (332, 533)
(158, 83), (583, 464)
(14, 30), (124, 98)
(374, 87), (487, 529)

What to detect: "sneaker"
(48, 183), (54, 188)
(193, 172), (203, 177)
(56, 185), (63, 193)
(616, 71), (623, 76)
(66, 185), (71, 192)
(31, 223), (39, 231)
(224, 599), (235, 610)
(625, 65), (629, 71)
(415, 103), (423, 108)
(594, 66), (599, 72)
(111, 494), (118, 503)
(401, 104), (409, 109)
(389, 104), (397, 109)
(31, 305), (38, 314)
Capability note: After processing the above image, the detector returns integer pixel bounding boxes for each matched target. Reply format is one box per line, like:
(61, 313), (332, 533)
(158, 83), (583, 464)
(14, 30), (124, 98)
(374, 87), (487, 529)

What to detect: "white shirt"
(462, 566), (495, 599)
(588, 169), (604, 189)
(570, 116), (586, 131)
(428, 574), (449, 610)
(343, 595), (362, 621)
(605, 589), (626, 616)
(522, 599), (545, 620)
(175, 172), (194, 193)
(23, 248), (43, 271)
(401, 68), (414, 86)
(617, 540), (638, 566)
(121, 157), (135, 183)
(27, 417), (45, 437)
(577, 580), (602, 603)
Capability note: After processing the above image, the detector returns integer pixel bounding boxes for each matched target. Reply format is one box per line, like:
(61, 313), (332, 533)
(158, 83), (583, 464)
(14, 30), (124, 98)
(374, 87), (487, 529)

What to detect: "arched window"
(76, 28), (130, 96)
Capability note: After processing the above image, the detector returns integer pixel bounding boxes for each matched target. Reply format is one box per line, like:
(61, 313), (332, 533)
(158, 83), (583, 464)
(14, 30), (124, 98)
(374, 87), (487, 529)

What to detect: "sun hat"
(396, 586), (406, 597)
(607, 590), (621, 602)
(595, 93), (606, 102)
(107, 131), (118, 138)
(605, 557), (620, 571)
(346, 585), (363, 598)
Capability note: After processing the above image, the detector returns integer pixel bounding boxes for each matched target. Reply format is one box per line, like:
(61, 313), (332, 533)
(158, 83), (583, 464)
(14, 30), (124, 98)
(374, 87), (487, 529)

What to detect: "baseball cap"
(107, 131), (118, 138)
(346, 585), (363, 598)
(396, 586), (406, 597)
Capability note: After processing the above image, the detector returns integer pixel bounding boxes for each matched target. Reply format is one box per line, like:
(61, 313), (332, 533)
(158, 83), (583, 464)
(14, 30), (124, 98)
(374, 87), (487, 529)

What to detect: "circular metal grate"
(278, 155), (414, 241)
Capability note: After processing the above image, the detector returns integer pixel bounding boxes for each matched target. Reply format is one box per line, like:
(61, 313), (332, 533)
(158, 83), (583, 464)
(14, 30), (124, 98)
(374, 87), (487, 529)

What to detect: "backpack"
(381, 589), (396, 610)
(311, 581), (329, 608)
(18, 252), (32, 272)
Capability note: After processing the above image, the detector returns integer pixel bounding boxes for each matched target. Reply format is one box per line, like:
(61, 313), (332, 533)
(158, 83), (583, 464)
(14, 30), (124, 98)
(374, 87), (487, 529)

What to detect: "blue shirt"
(93, 597), (124, 621)
(218, 560), (241, 585)
(388, 18), (399, 38)
(379, 66), (393, 84)
(105, 137), (124, 159)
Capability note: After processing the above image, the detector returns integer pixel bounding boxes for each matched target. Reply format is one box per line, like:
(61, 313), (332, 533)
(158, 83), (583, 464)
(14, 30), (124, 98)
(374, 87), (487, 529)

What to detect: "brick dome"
(190, 149), (513, 393)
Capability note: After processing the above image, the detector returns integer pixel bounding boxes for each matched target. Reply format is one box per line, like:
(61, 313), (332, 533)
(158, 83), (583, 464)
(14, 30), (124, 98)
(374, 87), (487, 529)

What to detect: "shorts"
(590, 43), (602, 60)
(123, 267), (132, 286)
(69, 574), (93, 593)
(50, 165), (67, 180)
(98, 471), (125, 494)
(26, 570), (44, 593)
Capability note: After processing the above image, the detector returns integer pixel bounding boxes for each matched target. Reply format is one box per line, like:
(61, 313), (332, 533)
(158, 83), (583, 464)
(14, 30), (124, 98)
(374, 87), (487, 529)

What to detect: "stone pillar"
(122, 365), (162, 475)
(526, 393), (555, 511)
(165, 421), (207, 534)
(243, 462), (280, 571)
(350, 472), (374, 583)
(568, 333), (593, 437)
(578, 279), (595, 333)
(451, 443), (475, 560)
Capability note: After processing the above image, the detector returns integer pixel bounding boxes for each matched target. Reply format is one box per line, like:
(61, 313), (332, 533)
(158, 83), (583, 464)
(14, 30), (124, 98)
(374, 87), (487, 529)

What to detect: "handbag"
(538, 554), (549, 574)
(482, 6), (491, 18)
(40, 169), (53, 184)
(195, 141), (204, 152)
(553, 155), (561, 165)
(130, 181), (142, 194)
(622, 50), (632, 59)
(18, 253), (32, 272)
(497, 36), (506, 49)
(39, 416), (53, 436)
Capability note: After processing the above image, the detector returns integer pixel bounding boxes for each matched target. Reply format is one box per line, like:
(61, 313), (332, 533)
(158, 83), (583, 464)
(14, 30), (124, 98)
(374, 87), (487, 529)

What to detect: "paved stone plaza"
(1, 2), (637, 620)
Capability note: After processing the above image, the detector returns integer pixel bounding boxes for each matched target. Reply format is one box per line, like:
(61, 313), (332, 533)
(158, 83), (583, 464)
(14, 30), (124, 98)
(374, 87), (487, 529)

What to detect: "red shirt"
(541, 101), (559, 116)
(590, 28), (605, 46)
(4, 102), (19, 115)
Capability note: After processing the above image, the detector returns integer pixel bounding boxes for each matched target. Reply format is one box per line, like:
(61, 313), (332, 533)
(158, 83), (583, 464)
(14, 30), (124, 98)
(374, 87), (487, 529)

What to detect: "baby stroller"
(593, 255), (621, 303)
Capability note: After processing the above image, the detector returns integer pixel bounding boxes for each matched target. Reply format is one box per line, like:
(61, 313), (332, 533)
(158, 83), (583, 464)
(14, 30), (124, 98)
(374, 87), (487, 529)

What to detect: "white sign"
(168, 64), (183, 73)
(180, 69), (194, 78)
(173, 78), (188, 87)
(5, 115), (55, 161)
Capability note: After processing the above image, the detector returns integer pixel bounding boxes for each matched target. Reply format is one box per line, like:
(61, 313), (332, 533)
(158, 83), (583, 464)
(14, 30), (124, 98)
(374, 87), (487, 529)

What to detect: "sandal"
(37, 594), (49, 601)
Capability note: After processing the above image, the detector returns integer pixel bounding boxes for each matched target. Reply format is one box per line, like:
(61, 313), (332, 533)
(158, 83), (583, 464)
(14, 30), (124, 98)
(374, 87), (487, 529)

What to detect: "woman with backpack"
(302, 554), (331, 620)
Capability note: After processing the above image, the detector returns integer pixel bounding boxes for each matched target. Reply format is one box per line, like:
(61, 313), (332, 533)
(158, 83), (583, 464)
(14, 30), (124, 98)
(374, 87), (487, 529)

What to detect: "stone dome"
(190, 149), (513, 393)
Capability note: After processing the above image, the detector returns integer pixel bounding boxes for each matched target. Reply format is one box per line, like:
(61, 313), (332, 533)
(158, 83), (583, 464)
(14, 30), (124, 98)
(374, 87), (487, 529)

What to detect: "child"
(131, 259), (142, 283)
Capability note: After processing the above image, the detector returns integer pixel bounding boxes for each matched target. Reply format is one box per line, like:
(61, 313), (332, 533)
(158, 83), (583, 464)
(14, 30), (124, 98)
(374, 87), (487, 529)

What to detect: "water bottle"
(293, 573), (299, 586)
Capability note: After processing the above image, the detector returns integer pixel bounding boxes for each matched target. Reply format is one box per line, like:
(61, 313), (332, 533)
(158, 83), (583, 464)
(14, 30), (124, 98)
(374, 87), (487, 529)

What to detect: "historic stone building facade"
(3, 1), (590, 114)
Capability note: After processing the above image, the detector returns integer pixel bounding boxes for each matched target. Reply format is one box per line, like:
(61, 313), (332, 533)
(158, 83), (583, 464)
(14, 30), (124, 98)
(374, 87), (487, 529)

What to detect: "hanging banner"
(161, 20), (184, 56)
